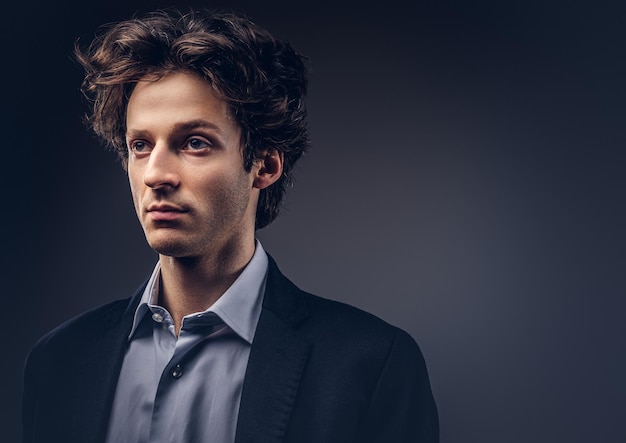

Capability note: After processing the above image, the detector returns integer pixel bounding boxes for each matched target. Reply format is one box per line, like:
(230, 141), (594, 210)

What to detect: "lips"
(146, 203), (188, 221)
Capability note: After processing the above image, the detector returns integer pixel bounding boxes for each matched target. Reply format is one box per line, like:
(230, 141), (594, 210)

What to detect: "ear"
(253, 149), (284, 190)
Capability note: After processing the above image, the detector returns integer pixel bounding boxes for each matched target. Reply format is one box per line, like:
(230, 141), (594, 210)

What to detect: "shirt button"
(152, 312), (164, 323)
(172, 364), (183, 379)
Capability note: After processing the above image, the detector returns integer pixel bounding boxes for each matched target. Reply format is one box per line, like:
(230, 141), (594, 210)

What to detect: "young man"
(22, 8), (438, 443)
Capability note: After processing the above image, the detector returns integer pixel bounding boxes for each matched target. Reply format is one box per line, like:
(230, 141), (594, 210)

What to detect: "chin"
(146, 236), (197, 258)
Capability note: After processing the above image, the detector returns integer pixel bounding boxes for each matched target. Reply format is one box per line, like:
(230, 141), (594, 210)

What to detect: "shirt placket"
(148, 310), (223, 443)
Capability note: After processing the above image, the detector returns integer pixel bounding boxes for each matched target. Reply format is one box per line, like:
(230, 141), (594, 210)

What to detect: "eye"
(129, 140), (151, 153)
(184, 137), (212, 151)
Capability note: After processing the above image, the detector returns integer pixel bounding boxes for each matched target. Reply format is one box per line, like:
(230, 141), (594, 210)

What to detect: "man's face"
(126, 71), (259, 258)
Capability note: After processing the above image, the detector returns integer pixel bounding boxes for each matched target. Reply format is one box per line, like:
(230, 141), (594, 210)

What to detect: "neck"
(158, 237), (256, 335)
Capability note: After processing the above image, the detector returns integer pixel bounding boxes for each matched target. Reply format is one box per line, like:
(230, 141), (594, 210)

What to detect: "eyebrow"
(172, 119), (225, 135)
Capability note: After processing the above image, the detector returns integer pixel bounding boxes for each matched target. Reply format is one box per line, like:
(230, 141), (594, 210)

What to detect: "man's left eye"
(186, 138), (211, 150)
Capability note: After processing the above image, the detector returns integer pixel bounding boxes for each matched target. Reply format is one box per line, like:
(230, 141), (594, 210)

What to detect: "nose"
(142, 144), (181, 190)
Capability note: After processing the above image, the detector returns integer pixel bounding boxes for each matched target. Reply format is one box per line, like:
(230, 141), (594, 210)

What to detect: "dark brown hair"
(74, 8), (310, 229)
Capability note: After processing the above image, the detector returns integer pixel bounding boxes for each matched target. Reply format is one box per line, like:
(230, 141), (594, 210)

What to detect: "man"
(22, 8), (438, 443)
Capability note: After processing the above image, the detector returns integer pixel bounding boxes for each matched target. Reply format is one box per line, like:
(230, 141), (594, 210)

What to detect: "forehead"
(126, 71), (238, 134)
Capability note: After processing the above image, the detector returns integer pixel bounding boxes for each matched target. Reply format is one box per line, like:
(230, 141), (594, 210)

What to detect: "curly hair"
(74, 8), (310, 229)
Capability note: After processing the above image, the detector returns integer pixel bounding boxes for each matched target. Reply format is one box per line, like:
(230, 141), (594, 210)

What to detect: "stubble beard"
(142, 186), (253, 261)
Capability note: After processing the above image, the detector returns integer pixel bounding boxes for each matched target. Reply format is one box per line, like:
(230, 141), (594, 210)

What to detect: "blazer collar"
(260, 255), (310, 327)
(235, 256), (312, 443)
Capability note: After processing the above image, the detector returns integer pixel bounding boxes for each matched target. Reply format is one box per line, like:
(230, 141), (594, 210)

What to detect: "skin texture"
(125, 71), (282, 333)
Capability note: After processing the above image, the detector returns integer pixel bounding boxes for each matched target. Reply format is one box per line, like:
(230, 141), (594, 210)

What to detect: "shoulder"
(35, 279), (147, 346)
(22, 296), (135, 399)
(28, 298), (131, 358)
(37, 298), (130, 343)
(300, 290), (421, 352)
(264, 256), (422, 355)
(26, 292), (140, 367)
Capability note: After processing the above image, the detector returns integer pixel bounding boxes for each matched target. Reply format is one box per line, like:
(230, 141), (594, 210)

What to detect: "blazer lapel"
(235, 257), (311, 443)
(70, 287), (144, 443)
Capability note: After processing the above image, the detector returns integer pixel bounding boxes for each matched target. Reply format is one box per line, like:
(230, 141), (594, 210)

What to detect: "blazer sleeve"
(360, 328), (439, 442)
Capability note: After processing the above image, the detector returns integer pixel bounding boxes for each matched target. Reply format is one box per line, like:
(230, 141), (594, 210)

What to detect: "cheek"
(127, 172), (143, 210)
(198, 170), (252, 206)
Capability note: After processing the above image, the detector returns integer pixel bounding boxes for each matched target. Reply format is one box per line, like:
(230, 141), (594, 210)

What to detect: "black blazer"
(22, 256), (438, 443)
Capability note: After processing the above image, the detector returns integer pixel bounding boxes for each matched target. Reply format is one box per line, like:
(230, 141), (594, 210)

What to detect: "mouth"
(146, 204), (188, 222)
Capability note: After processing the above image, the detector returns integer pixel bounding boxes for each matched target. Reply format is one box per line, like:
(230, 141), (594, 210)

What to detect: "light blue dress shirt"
(105, 240), (268, 443)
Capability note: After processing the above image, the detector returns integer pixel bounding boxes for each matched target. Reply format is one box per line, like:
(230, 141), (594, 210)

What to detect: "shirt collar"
(128, 239), (268, 344)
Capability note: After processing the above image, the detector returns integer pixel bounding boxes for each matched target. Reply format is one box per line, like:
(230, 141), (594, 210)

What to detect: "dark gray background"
(4, 0), (625, 442)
